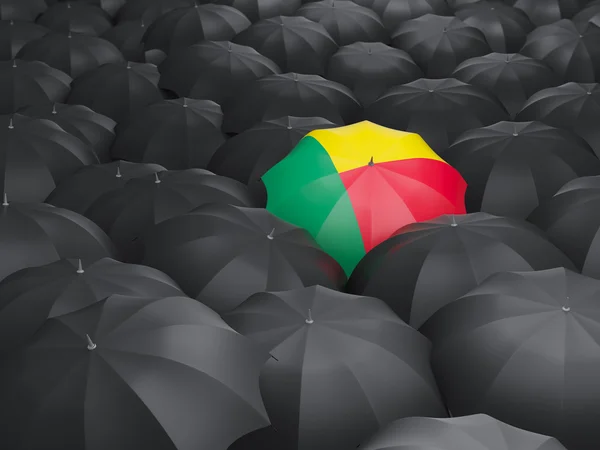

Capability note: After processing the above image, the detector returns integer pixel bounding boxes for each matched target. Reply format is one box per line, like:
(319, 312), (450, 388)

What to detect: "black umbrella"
(370, 0), (451, 33)
(0, 20), (48, 60)
(232, 16), (337, 76)
(224, 285), (447, 450)
(158, 41), (280, 107)
(0, 257), (183, 353)
(420, 267), (600, 450)
(223, 72), (360, 134)
(209, 116), (337, 205)
(520, 19), (600, 83)
(514, 0), (587, 26)
(67, 62), (162, 124)
(0, 0), (46, 22)
(444, 121), (600, 218)
(46, 160), (166, 214)
(391, 14), (491, 78)
(16, 31), (125, 78)
(365, 78), (509, 154)
(116, 0), (195, 24)
(0, 293), (270, 450)
(143, 203), (347, 313)
(360, 414), (567, 450)
(0, 59), (71, 113)
(0, 113), (99, 202)
(74, 0), (126, 18)
(111, 98), (227, 169)
(101, 19), (147, 62)
(346, 213), (576, 329)
(573, 0), (600, 25)
(36, 3), (112, 36)
(453, 1), (534, 53)
(21, 103), (116, 162)
(554, 174), (600, 194)
(452, 53), (561, 118)
(325, 42), (423, 106)
(516, 82), (600, 159)
(212, 0), (301, 23)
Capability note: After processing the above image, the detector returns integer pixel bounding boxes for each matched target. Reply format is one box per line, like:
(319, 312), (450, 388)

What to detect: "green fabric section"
(262, 135), (365, 275)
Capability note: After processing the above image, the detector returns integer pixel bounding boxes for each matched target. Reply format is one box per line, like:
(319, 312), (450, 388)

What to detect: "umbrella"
(0, 113), (99, 203)
(420, 267), (600, 450)
(346, 213), (576, 329)
(514, 0), (587, 26)
(73, 0), (126, 18)
(573, 0), (600, 25)
(454, 1), (534, 53)
(36, 3), (112, 36)
(0, 257), (183, 353)
(391, 14), (491, 78)
(0, 20), (48, 60)
(444, 121), (600, 218)
(263, 121), (467, 275)
(294, 0), (388, 46)
(452, 53), (560, 118)
(223, 285), (448, 450)
(359, 414), (567, 450)
(116, 0), (195, 24)
(46, 160), (166, 214)
(16, 31), (125, 78)
(211, 0), (301, 23)
(516, 82), (600, 159)
(101, 19), (147, 62)
(232, 16), (337, 76)
(21, 103), (116, 162)
(325, 41), (423, 106)
(520, 19), (600, 83)
(0, 293), (270, 450)
(554, 174), (600, 194)
(365, 77), (509, 154)
(370, 0), (451, 33)
(0, 0), (46, 22)
(208, 116), (337, 205)
(223, 72), (361, 134)
(111, 98), (227, 169)
(0, 59), (71, 113)
(86, 169), (257, 262)
(67, 62), (163, 124)
(158, 41), (280, 107)
(142, 203), (347, 313)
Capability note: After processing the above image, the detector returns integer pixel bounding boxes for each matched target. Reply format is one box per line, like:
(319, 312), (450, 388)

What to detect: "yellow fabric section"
(306, 121), (446, 173)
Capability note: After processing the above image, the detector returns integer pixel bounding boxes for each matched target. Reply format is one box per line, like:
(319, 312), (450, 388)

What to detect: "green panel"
(262, 136), (365, 275)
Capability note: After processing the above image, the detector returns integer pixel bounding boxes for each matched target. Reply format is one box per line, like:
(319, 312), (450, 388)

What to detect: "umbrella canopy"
(116, 0), (195, 24)
(223, 285), (447, 450)
(573, 0), (600, 25)
(0, 257), (183, 353)
(391, 14), (491, 78)
(158, 41), (280, 107)
(36, 3), (112, 36)
(365, 77), (509, 154)
(46, 160), (166, 214)
(101, 19), (147, 62)
(514, 0), (587, 26)
(73, 0), (126, 18)
(223, 72), (360, 134)
(346, 213), (576, 328)
(520, 19), (600, 83)
(0, 20), (48, 60)
(0, 0), (46, 22)
(0, 59), (71, 113)
(452, 53), (560, 118)
(211, 0), (301, 23)
(360, 414), (567, 450)
(232, 16), (337, 76)
(516, 82), (600, 159)
(263, 121), (467, 275)
(420, 267), (600, 450)
(111, 98), (226, 169)
(143, 203), (347, 313)
(444, 121), (600, 218)
(21, 103), (116, 162)
(67, 62), (162, 124)
(325, 42), (423, 106)
(0, 293), (270, 450)
(0, 113), (99, 203)
(371, 0), (451, 32)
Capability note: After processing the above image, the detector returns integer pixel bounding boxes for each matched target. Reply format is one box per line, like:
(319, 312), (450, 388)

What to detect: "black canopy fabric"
(0, 293), (270, 450)
(420, 267), (600, 450)
(0, 0), (47, 22)
(212, 0), (301, 23)
(101, 19), (147, 62)
(514, 0), (588, 26)
(76, 0), (126, 18)
(0, 20), (48, 60)
(36, 3), (113, 36)
(116, 0), (195, 24)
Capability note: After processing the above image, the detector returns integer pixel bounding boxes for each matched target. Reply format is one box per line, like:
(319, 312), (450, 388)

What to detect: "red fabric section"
(339, 158), (466, 252)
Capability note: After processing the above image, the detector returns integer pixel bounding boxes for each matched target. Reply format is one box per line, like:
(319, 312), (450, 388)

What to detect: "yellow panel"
(306, 121), (445, 173)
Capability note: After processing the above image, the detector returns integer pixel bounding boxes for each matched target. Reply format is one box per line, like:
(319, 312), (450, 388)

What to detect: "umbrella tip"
(52, 103), (57, 114)
(2, 193), (8, 206)
(86, 334), (97, 350)
(450, 215), (457, 227)
(154, 172), (161, 183)
(141, 18), (145, 27)
(76, 259), (84, 273)
(9, 19), (13, 25)
(305, 308), (314, 324)
(8, 117), (13, 129)
(228, 42), (232, 52)
(68, 31), (72, 39)
(183, 97), (188, 107)
(116, 165), (122, 178)
(267, 228), (275, 240)
(293, 73), (298, 81)
(368, 156), (374, 166)
(126, 61), (131, 69)
(562, 306), (571, 312)
(11, 59), (16, 68)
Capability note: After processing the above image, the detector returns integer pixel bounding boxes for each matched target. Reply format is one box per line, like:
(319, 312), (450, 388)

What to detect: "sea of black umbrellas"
(2, 0), (600, 449)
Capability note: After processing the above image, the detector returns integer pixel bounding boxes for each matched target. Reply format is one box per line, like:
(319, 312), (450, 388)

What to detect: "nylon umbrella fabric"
(36, 3), (113, 37)
(142, 203), (347, 314)
(75, 0), (126, 18)
(370, 0), (451, 33)
(211, 0), (301, 23)
(0, 293), (270, 450)
(0, 0), (47, 22)
(365, 77), (509, 154)
(573, 0), (600, 25)
(444, 121), (600, 218)
(116, 0), (195, 25)
(346, 212), (576, 329)
(0, 20), (48, 60)
(514, 0), (588, 26)
(101, 19), (147, 62)
(420, 267), (600, 450)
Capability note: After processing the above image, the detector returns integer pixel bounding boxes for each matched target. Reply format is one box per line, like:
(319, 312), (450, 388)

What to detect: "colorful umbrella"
(262, 120), (467, 275)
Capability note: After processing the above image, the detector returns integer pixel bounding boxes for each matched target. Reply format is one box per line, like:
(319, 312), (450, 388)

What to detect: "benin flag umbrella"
(262, 121), (467, 275)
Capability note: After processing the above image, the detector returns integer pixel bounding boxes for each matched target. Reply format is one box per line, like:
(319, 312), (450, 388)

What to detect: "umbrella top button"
(512, 133), (518, 136)
(588, 91), (593, 95)
(86, 334), (97, 350)
(428, 89), (434, 93)
(562, 306), (571, 312)
(287, 126), (292, 129)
